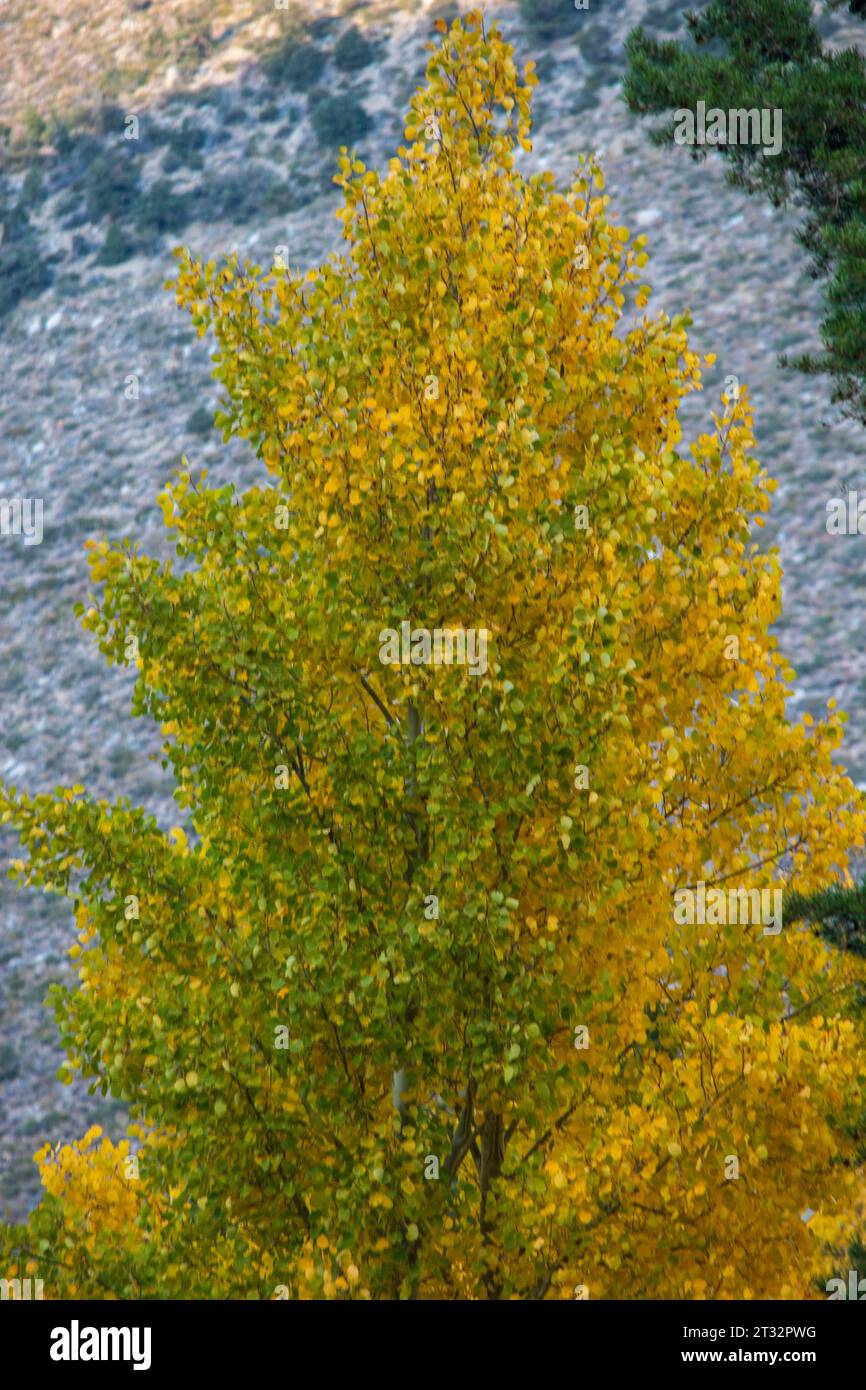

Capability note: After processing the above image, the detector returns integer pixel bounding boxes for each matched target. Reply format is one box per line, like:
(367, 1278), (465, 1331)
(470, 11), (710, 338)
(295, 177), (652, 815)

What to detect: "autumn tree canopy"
(3, 12), (866, 1300)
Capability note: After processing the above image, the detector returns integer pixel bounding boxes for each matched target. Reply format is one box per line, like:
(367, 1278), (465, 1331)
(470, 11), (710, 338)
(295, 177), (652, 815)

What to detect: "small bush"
(0, 205), (51, 318)
(221, 104), (247, 127)
(97, 222), (137, 265)
(518, 0), (580, 43)
(48, 117), (75, 158)
(93, 101), (127, 137)
(165, 118), (207, 164)
(20, 165), (44, 207)
(308, 15), (337, 41)
(262, 175), (315, 215)
(84, 150), (140, 222)
(133, 178), (190, 234)
(1, 199), (33, 241)
(163, 145), (204, 174)
(177, 29), (215, 69)
(201, 166), (280, 222)
(0, 1042), (20, 1081)
(0, 1039), (18, 1078)
(22, 107), (48, 147)
(309, 93), (371, 149)
(186, 404), (214, 435)
(333, 25), (375, 73)
(265, 37), (327, 90)
(136, 119), (171, 154)
(69, 132), (102, 171)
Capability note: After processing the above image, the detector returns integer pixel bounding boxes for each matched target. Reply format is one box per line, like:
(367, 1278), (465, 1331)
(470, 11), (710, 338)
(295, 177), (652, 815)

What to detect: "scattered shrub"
(47, 117), (75, 158)
(0, 236), (50, 318)
(133, 178), (190, 234)
(97, 222), (137, 265)
(333, 25), (375, 73)
(221, 103), (247, 127)
(309, 93), (371, 149)
(143, 119), (172, 148)
(83, 150), (140, 222)
(177, 29), (215, 68)
(308, 15), (337, 40)
(22, 107), (47, 147)
(69, 132), (102, 171)
(517, 0), (580, 43)
(20, 166), (44, 207)
(262, 175), (315, 215)
(0, 197), (36, 244)
(0, 1042), (20, 1081)
(165, 118), (207, 165)
(163, 145), (204, 174)
(185, 404), (214, 435)
(93, 101), (127, 137)
(53, 272), (82, 298)
(265, 37), (327, 90)
(0, 212), (50, 319)
(200, 166), (279, 222)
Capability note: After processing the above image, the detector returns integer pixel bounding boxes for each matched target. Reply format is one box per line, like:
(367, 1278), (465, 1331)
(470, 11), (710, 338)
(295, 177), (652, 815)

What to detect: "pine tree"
(623, 0), (866, 425)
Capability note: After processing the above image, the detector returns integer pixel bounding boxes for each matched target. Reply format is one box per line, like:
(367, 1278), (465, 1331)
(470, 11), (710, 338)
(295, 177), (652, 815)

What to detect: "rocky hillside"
(1, 0), (864, 1221)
